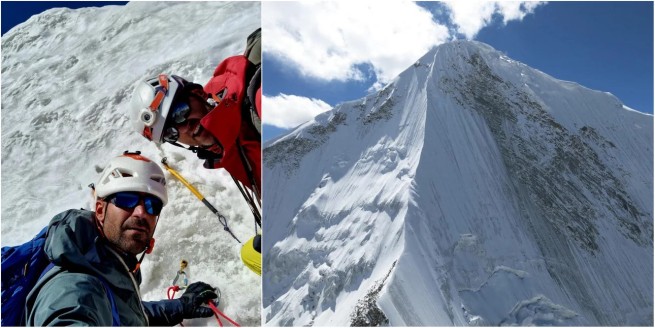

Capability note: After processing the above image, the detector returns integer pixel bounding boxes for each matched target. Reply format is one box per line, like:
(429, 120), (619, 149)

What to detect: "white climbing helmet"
(130, 74), (189, 144)
(95, 151), (168, 205)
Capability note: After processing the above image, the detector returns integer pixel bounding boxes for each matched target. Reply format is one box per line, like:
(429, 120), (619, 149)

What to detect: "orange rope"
(208, 300), (240, 327)
(166, 286), (184, 327)
(167, 285), (180, 300)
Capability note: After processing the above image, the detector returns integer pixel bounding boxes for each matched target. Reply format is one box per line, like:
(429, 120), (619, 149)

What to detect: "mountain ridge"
(263, 40), (652, 326)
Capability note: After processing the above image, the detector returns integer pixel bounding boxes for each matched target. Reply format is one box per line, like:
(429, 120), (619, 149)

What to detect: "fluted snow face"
(2, 3), (261, 326)
(263, 40), (652, 326)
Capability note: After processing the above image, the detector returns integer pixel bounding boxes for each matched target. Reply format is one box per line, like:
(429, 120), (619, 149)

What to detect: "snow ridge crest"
(263, 40), (653, 326)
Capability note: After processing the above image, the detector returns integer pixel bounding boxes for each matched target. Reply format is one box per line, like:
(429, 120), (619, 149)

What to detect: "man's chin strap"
(133, 213), (160, 273)
(133, 238), (155, 273)
(167, 141), (224, 161)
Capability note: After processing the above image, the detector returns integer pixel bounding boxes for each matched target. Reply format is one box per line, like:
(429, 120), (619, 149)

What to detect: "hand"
(179, 282), (218, 319)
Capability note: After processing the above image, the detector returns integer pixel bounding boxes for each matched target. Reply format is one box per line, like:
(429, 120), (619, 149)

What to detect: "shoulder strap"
(245, 66), (262, 136)
(244, 28), (261, 65)
(98, 277), (121, 326)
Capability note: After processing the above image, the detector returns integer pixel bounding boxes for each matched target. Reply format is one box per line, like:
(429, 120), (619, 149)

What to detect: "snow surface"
(1, 2), (261, 326)
(263, 40), (653, 326)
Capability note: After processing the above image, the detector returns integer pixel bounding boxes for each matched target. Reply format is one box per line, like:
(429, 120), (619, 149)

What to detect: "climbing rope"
(208, 300), (240, 327)
(167, 285), (181, 300)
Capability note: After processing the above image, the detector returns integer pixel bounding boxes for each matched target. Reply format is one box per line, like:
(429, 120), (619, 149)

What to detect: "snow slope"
(262, 40), (653, 326)
(1, 2), (261, 326)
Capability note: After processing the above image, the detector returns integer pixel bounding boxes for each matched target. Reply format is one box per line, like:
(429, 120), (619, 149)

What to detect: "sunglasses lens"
(163, 127), (179, 143)
(110, 192), (140, 209)
(143, 196), (164, 216)
(170, 101), (191, 124)
(109, 192), (163, 215)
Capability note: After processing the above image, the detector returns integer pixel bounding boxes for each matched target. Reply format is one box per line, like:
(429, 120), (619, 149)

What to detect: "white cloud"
(443, 2), (497, 39)
(264, 2), (545, 88)
(262, 2), (546, 133)
(444, 1), (546, 39)
(263, 1), (450, 84)
(264, 94), (332, 129)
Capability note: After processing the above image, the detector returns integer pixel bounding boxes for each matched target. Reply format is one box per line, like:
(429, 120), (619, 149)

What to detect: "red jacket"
(200, 55), (261, 196)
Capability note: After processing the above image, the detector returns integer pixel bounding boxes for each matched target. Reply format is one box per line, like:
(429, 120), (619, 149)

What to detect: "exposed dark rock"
(350, 261), (397, 326)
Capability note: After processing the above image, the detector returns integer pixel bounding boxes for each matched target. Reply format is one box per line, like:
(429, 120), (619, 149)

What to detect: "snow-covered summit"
(263, 40), (652, 326)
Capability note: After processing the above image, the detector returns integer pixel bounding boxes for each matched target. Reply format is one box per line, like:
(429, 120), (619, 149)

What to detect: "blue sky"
(1, 1), (127, 35)
(3, 1), (652, 143)
(263, 2), (653, 141)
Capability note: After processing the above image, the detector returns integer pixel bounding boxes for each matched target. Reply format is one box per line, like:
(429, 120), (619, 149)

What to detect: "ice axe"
(161, 157), (241, 243)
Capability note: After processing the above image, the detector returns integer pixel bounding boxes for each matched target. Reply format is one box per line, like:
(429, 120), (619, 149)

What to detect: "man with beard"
(25, 152), (218, 326)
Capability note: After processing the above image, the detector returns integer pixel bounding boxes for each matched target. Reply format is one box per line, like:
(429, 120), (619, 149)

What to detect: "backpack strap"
(37, 262), (56, 281)
(244, 28), (261, 65)
(245, 66), (261, 136)
(98, 277), (121, 326)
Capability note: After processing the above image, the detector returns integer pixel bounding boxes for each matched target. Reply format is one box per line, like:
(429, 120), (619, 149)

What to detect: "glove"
(179, 282), (218, 319)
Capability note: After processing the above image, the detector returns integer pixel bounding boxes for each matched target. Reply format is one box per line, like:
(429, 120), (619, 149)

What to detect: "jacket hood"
(44, 209), (141, 292)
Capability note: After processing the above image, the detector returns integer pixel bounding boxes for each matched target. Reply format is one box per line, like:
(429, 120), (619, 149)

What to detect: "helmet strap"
(167, 141), (219, 156)
(133, 216), (160, 273)
(133, 243), (153, 272)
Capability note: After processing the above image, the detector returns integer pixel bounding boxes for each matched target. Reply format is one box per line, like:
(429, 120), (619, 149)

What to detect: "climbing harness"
(161, 157), (241, 243)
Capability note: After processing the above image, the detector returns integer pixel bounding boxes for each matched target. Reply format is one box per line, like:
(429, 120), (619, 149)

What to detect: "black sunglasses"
(107, 192), (164, 216)
(162, 100), (192, 143)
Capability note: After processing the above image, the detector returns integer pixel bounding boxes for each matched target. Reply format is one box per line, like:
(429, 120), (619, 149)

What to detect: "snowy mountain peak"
(419, 39), (498, 64)
(264, 40), (652, 326)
